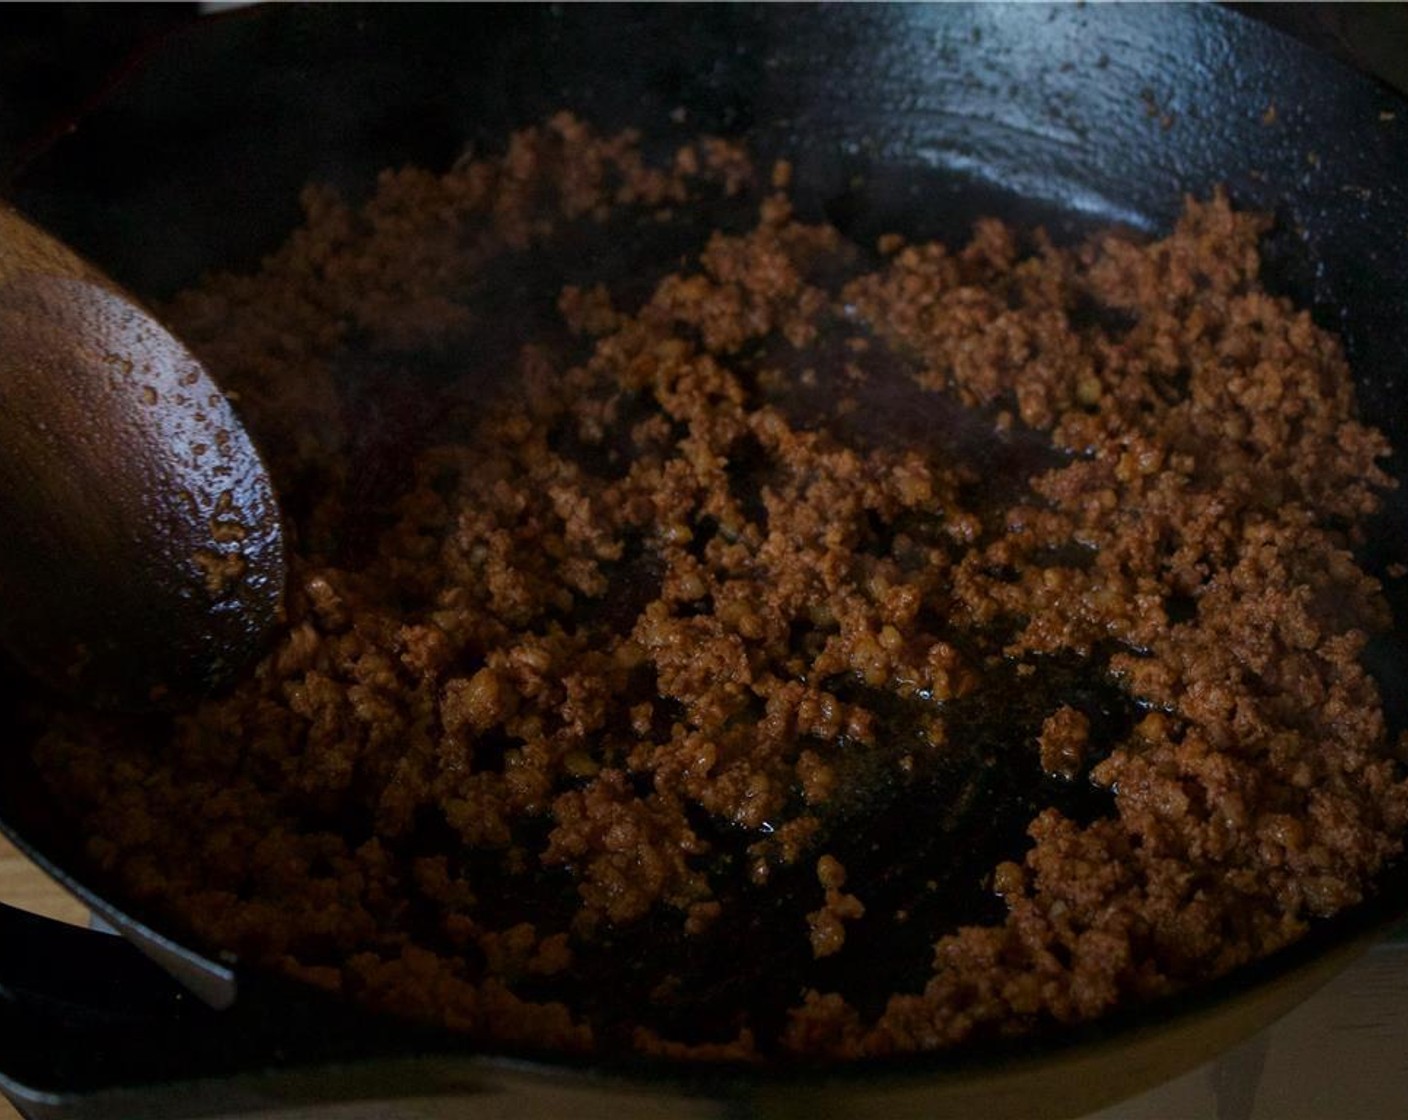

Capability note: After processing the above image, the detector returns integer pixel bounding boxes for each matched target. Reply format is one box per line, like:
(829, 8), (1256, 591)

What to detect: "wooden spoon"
(0, 204), (284, 710)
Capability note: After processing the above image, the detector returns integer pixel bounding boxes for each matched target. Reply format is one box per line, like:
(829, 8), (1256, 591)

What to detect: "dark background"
(0, 4), (196, 179)
(2, 3), (1408, 181)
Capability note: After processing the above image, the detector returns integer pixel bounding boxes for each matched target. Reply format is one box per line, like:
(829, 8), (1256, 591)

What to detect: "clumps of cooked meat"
(28, 115), (1407, 1061)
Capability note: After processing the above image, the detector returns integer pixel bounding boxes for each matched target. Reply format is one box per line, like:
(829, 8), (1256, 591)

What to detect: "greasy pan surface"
(2, 4), (1408, 1116)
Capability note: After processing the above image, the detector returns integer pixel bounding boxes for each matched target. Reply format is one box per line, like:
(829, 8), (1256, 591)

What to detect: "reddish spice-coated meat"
(30, 115), (1408, 1061)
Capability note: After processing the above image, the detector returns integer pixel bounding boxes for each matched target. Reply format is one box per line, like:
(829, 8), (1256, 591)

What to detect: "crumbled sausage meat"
(27, 117), (1406, 1062)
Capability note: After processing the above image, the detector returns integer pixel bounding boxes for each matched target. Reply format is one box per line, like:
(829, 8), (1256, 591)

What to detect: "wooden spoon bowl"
(0, 205), (284, 709)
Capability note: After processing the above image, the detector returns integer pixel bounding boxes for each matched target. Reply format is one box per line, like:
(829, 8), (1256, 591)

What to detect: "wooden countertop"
(1, 838), (1406, 1119)
(1, 837), (88, 1120)
(0, 835), (87, 928)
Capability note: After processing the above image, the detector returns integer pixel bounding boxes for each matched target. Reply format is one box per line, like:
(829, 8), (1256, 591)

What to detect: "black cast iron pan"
(2, 4), (1408, 1117)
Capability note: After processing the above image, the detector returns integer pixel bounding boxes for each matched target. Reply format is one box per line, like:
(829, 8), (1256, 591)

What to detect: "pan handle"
(0, 900), (224, 1113)
(0, 900), (198, 1026)
(0, 900), (419, 1113)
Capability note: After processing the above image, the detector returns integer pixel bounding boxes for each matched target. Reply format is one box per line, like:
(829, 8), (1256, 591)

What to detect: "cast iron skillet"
(2, 5), (1408, 1118)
